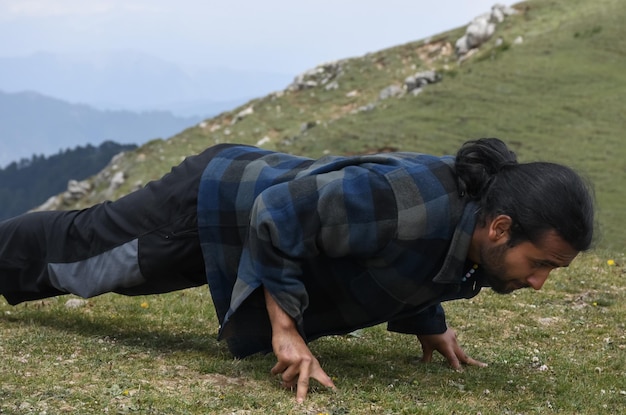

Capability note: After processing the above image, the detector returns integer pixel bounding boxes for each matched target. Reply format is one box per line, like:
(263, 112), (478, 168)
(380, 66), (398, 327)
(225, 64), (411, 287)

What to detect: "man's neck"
(467, 226), (486, 264)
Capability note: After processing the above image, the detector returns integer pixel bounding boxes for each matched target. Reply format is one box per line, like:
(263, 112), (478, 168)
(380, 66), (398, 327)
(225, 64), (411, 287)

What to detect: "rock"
(466, 14), (496, 50)
(455, 3), (518, 56)
(288, 62), (343, 91)
(300, 121), (317, 132)
(256, 136), (271, 146)
(325, 80), (339, 91)
(355, 103), (377, 113)
(404, 70), (442, 93)
(65, 299), (88, 309)
(67, 179), (92, 197)
(379, 85), (404, 100)
(109, 171), (125, 190)
(61, 179), (92, 204)
(35, 195), (61, 212)
(231, 106), (254, 125)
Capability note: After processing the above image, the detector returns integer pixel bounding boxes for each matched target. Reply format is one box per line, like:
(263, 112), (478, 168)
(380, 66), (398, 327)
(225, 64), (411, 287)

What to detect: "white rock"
(65, 299), (88, 309)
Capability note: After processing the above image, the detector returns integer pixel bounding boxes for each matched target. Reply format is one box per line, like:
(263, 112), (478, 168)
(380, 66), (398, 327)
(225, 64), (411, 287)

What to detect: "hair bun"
(455, 138), (517, 199)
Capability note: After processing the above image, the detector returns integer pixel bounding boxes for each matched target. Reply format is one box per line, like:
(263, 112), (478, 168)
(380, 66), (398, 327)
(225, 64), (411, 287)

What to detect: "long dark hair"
(455, 138), (595, 251)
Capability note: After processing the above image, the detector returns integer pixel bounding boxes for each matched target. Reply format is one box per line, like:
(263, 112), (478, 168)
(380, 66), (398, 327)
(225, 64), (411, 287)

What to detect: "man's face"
(479, 230), (579, 294)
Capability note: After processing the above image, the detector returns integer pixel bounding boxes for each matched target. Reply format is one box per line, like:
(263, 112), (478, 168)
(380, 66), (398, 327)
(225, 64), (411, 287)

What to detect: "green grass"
(1, 252), (624, 414)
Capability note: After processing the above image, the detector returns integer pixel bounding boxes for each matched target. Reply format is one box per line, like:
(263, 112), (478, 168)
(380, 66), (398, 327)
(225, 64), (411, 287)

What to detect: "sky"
(0, 0), (514, 75)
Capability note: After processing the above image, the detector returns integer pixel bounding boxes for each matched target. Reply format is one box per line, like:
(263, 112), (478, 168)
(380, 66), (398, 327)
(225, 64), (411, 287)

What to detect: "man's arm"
(263, 288), (335, 403)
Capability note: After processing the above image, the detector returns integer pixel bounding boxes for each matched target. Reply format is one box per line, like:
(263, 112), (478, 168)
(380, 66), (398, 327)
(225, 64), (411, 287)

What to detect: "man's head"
(474, 215), (579, 294)
(457, 138), (595, 292)
(475, 161), (595, 252)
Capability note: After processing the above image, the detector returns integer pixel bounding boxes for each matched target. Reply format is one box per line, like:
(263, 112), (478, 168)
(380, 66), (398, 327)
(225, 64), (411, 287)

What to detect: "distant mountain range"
(0, 51), (293, 116)
(0, 90), (203, 167)
(0, 50), (295, 166)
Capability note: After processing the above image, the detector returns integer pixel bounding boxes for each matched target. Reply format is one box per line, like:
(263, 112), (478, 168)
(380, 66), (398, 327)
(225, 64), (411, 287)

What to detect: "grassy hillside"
(65, 0), (625, 251)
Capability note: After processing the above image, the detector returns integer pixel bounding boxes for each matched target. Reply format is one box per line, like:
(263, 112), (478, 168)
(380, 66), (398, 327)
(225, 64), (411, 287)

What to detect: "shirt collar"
(432, 201), (477, 284)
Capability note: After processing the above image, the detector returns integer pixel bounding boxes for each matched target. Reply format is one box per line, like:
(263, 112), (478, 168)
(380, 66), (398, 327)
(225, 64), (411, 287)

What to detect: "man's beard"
(480, 242), (530, 294)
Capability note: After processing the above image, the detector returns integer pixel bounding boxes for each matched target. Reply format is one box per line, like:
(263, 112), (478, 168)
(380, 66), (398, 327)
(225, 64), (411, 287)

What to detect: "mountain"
(0, 51), (293, 117)
(0, 90), (203, 167)
(33, 0), (626, 251)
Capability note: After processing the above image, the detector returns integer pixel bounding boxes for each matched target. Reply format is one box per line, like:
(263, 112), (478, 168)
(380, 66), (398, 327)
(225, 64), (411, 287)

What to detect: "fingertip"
(323, 373), (336, 387)
(467, 358), (488, 368)
(450, 360), (462, 371)
(295, 388), (307, 404)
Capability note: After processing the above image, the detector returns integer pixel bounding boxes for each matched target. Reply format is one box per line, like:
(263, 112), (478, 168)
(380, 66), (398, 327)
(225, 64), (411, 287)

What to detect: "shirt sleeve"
(233, 166), (398, 332)
(386, 303), (448, 335)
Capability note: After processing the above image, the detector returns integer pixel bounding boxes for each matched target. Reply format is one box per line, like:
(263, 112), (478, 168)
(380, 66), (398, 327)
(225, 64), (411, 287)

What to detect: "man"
(0, 138), (594, 403)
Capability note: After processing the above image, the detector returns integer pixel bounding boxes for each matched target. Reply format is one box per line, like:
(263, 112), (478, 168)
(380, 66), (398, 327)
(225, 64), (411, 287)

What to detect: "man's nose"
(527, 270), (550, 290)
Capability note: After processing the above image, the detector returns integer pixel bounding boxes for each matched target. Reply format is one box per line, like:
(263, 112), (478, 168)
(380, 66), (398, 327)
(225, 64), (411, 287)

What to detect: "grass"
(1, 252), (624, 414)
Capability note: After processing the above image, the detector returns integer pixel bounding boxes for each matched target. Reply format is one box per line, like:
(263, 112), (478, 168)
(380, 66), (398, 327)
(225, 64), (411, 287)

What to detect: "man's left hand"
(417, 328), (487, 369)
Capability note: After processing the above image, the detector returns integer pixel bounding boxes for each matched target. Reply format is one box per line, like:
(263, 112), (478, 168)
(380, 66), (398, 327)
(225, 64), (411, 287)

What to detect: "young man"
(0, 138), (594, 403)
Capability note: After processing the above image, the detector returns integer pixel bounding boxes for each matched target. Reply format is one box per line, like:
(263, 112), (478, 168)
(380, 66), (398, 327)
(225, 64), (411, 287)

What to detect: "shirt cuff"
(386, 303), (447, 335)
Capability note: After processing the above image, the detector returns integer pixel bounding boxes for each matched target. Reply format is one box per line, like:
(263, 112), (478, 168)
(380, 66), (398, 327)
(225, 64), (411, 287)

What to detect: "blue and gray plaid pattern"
(197, 145), (480, 354)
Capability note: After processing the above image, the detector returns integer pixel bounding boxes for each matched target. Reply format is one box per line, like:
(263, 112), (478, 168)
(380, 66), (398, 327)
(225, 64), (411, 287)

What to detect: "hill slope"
(46, 0), (626, 251)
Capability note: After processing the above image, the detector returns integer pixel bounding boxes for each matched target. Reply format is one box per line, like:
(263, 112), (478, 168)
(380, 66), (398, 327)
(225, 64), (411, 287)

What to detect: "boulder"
(404, 70), (442, 92)
(289, 62), (343, 91)
(455, 4), (518, 56)
(379, 85), (404, 100)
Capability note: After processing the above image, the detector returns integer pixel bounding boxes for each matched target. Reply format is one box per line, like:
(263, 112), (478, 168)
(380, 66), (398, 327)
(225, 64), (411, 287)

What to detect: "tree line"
(0, 141), (136, 221)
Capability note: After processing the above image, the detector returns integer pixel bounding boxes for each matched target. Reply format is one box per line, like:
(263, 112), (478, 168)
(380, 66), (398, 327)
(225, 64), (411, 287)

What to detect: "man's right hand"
(264, 288), (336, 403)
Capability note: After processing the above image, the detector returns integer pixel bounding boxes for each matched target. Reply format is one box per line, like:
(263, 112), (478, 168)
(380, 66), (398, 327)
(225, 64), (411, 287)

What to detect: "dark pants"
(0, 147), (225, 305)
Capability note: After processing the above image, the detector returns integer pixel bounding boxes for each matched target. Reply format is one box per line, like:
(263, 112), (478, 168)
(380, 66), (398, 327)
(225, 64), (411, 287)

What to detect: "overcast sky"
(0, 0), (514, 75)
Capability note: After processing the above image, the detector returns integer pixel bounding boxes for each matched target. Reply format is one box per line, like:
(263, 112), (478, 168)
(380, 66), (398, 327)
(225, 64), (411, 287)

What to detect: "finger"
(441, 348), (462, 370)
(295, 362), (311, 403)
(452, 343), (488, 368)
(420, 347), (433, 363)
(462, 356), (488, 368)
(270, 361), (288, 376)
(281, 364), (301, 386)
(451, 344), (488, 368)
(311, 365), (336, 390)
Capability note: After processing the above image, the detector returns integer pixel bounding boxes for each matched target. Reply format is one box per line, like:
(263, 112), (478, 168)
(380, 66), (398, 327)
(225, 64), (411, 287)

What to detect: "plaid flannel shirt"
(197, 144), (482, 357)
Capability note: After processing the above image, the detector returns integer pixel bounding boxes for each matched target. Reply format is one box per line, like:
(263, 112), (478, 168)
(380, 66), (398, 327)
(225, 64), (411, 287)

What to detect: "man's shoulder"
(381, 153), (458, 191)
(208, 144), (274, 161)
(207, 144), (315, 169)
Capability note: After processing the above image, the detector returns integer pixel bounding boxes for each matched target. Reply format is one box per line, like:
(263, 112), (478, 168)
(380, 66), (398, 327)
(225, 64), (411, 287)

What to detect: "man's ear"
(488, 215), (513, 242)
